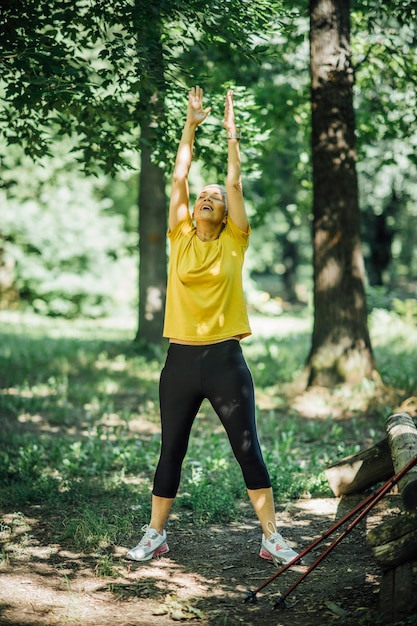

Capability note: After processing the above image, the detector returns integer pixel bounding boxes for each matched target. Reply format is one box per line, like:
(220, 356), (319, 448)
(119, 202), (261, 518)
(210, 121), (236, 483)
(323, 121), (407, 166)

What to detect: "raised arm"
(168, 86), (211, 232)
(224, 90), (249, 232)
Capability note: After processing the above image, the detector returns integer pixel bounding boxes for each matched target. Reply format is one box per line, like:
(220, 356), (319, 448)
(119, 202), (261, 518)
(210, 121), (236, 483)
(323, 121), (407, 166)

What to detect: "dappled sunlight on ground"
(1, 496), (395, 625)
(290, 385), (416, 421)
(2, 310), (416, 624)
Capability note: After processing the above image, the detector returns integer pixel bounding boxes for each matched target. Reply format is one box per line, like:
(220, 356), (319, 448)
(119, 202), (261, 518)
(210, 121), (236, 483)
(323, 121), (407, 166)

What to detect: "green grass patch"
(1, 309), (416, 556)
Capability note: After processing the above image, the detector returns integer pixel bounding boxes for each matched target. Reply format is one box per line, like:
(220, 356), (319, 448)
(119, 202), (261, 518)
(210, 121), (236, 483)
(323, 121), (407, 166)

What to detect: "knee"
(160, 442), (187, 466)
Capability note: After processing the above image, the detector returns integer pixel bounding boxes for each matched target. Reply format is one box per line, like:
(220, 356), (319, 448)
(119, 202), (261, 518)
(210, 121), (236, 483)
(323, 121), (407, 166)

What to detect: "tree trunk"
(0, 241), (18, 309)
(306, 0), (376, 386)
(133, 0), (167, 346)
(136, 126), (167, 345)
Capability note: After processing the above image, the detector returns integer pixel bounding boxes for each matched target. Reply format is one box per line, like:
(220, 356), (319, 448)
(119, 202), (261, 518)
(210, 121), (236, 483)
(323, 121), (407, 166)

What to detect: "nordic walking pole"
(244, 483), (379, 605)
(273, 453), (417, 610)
(245, 471), (389, 604)
(244, 453), (417, 605)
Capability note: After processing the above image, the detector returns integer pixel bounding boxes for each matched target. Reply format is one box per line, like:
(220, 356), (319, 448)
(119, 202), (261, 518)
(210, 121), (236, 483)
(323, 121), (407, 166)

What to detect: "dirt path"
(0, 495), (401, 626)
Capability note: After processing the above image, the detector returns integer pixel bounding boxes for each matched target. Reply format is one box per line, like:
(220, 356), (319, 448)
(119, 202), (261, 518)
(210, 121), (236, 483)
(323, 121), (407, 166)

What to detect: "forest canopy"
(1, 1), (416, 371)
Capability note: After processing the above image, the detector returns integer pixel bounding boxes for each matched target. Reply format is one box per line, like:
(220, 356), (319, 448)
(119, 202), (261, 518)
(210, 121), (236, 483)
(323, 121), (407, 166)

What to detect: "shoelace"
(138, 524), (154, 545)
(266, 521), (289, 548)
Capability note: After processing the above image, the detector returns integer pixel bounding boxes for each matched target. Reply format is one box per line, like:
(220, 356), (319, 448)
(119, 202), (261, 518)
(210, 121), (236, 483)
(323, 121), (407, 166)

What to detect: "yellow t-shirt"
(163, 214), (252, 342)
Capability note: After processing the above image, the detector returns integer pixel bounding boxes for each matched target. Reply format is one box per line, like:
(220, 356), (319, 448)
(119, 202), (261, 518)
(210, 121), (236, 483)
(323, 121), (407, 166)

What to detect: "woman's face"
(193, 185), (227, 224)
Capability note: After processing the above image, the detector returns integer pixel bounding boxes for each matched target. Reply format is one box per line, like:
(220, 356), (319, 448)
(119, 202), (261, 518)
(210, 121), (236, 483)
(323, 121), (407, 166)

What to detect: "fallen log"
(361, 413), (417, 623)
(367, 511), (417, 623)
(386, 412), (417, 510)
(325, 415), (417, 498)
(367, 511), (417, 570)
(324, 438), (393, 497)
(378, 558), (417, 623)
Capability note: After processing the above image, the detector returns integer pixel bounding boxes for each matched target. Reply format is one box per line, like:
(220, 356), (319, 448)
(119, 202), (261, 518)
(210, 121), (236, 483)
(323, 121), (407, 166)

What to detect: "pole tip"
(243, 590), (257, 604)
(273, 595), (286, 610)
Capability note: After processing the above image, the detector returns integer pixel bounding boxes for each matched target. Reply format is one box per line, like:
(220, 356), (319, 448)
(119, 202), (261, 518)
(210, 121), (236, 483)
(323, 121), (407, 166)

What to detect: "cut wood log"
(386, 412), (417, 510)
(324, 438), (393, 496)
(367, 511), (417, 570)
(379, 559), (417, 623)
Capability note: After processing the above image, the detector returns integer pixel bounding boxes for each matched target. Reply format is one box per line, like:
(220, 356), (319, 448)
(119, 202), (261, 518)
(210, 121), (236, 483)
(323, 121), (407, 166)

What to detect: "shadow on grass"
(1, 312), (416, 624)
(0, 496), (386, 626)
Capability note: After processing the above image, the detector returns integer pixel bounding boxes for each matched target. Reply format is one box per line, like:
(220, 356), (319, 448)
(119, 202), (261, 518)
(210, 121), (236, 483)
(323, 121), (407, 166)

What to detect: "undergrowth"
(0, 308), (416, 568)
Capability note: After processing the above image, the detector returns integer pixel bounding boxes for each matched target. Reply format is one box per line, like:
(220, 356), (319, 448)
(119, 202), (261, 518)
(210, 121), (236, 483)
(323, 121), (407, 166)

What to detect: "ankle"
(149, 523), (165, 535)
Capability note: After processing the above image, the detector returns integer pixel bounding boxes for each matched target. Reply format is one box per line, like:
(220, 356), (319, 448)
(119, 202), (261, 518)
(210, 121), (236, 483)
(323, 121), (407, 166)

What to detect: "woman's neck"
(195, 223), (224, 242)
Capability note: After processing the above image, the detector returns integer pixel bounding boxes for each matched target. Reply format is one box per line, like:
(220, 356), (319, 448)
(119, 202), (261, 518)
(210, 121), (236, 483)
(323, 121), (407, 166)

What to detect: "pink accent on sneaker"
(153, 543), (169, 557)
(259, 547), (273, 561)
(125, 525), (169, 561)
(259, 523), (300, 566)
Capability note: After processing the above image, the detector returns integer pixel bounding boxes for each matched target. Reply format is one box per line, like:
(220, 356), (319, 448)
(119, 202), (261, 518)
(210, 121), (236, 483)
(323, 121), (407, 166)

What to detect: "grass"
(1, 307), (416, 571)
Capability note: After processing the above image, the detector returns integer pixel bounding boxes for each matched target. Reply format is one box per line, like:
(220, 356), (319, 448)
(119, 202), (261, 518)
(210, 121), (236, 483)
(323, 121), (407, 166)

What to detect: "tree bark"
(306, 0), (376, 386)
(378, 559), (417, 623)
(367, 512), (417, 570)
(136, 124), (167, 345)
(325, 437), (393, 496)
(386, 412), (417, 510)
(134, 0), (167, 346)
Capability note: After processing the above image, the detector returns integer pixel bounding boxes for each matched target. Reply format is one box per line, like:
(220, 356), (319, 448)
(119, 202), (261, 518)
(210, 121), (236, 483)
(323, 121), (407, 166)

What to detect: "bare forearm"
(224, 91), (244, 197)
(172, 121), (198, 182)
(227, 138), (243, 192)
(224, 89), (247, 230)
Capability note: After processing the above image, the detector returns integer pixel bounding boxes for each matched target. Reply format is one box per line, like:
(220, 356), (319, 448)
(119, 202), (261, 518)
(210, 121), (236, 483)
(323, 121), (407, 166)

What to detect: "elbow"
(172, 171), (188, 185)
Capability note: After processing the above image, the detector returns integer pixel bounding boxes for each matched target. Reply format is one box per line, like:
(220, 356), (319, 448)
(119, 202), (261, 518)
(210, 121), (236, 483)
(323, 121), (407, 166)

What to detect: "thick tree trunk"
(136, 125), (167, 345)
(306, 0), (376, 386)
(133, 0), (167, 346)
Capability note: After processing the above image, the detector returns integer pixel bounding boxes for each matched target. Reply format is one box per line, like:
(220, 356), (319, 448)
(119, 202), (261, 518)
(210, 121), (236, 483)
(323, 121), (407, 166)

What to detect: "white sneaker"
(259, 522), (299, 567)
(125, 525), (169, 562)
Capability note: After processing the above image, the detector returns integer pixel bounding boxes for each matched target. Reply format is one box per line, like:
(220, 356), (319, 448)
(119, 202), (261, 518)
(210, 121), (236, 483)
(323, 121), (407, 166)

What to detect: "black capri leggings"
(152, 340), (271, 498)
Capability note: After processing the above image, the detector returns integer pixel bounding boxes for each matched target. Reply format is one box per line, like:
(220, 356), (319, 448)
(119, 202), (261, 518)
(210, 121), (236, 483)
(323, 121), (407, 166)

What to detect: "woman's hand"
(186, 86), (211, 127)
(224, 89), (237, 134)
